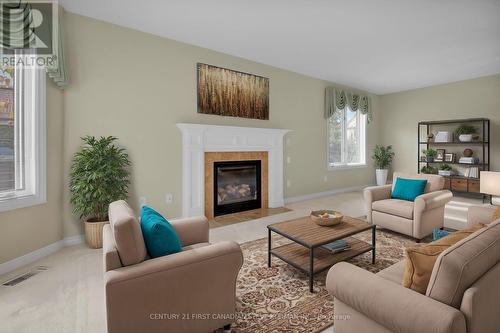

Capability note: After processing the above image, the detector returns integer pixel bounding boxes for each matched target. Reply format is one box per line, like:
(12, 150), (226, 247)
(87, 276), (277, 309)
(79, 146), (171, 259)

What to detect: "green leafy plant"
(70, 136), (130, 221)
(439, 164), (452, 171)
(455, 124), (478, 135)
(422, 148), (437, 158)
(421, 165), (437, 174)
(372, 145), (395, 169)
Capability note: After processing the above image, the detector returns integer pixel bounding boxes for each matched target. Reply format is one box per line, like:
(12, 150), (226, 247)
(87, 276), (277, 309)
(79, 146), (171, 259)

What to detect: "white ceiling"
(60, 0), (500, 94)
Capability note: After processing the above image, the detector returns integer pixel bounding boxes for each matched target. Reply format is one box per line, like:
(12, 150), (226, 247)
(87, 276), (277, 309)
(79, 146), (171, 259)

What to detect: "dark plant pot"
(427, 157), (434, 162)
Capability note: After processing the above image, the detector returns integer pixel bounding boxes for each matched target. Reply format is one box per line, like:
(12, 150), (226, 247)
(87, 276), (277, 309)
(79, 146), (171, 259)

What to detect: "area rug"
(224, 229), (418, 333)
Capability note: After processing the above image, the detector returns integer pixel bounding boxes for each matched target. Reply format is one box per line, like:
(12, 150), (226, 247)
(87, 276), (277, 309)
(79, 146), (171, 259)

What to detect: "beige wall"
(0, 79), (64, 264)
(62, 13), (380, 237)
(379, 75), (500, 175)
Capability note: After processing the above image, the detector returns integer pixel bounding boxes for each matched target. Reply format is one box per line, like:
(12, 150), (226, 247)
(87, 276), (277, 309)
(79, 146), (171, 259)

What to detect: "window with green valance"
(325, 87), (372, 123)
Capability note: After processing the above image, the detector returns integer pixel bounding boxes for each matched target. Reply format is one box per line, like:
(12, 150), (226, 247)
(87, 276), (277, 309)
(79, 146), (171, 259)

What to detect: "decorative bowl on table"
(310, 210), (343, 226)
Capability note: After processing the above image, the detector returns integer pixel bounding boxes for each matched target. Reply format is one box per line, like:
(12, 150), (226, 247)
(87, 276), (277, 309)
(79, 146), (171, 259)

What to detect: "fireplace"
(213, 160), (262, 216)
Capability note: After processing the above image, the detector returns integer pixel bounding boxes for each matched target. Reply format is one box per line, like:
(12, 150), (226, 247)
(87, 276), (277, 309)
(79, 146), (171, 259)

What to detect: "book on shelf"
(322, 240), (350, 253)
(458, 157), (480, 164)
(464, 167), (479, 178)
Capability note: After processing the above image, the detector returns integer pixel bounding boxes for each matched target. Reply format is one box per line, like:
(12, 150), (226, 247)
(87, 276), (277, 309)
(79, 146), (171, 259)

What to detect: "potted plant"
(422, 148), (437, 162)
(455, 124), (478, 142)
(372, 145), (395, 186)
(421, 165), (438, 174)
(438, 164), (453, 176)
(70, 136), (131, 249)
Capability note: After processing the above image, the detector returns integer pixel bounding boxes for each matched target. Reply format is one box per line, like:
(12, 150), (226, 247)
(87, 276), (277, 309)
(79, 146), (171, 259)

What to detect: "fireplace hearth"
(214, 160), (261, 216)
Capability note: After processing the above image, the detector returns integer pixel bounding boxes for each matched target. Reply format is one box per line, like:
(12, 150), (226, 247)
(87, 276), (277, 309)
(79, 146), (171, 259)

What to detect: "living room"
(0, 1), (499, 333)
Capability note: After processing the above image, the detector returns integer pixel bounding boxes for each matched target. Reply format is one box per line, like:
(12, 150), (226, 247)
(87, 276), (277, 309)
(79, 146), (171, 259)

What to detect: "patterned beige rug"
(224, 229), (418, 333)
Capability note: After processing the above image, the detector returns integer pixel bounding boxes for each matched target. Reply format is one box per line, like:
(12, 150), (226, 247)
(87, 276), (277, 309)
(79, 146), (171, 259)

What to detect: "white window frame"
(327, 107), (367, 170)
(0, 62), (46, 212)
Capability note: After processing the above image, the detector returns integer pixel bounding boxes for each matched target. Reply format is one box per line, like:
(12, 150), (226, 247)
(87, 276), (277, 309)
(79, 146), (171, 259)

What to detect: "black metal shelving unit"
(418, 118), (490, 198)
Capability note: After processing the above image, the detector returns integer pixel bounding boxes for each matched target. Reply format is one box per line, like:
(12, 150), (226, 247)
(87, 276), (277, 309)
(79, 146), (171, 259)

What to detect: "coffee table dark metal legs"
(372, 225), (376, 264)
(268, 228), (271, 267)
(309, 247), (314, 292)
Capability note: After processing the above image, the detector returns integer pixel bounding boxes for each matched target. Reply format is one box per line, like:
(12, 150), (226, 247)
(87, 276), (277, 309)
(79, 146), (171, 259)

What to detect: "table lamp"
(480, 171), (500, 205)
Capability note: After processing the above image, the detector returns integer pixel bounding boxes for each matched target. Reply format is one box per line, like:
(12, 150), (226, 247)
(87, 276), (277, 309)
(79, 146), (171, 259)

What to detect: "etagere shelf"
(418, 118), (490, 198)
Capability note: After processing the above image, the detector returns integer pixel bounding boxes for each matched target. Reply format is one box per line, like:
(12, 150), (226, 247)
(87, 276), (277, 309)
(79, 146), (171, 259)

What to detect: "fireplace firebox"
(213, 160), (261, 216)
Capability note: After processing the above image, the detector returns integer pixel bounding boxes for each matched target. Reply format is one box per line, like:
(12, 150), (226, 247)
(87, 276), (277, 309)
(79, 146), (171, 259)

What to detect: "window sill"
(0, 193), (47, 213)
(328, 164), (368, 171)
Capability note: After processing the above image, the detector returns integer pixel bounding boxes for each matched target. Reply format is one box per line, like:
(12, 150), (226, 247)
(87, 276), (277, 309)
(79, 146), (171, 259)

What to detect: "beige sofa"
(103, 200), (243, 333)
(364, 172), (453, 240)
(326, 205), (500, 333)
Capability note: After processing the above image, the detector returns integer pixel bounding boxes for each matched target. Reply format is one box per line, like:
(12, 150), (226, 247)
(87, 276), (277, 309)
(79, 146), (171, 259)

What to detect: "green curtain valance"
(0, 2), (68, 88)
(46, 7), (67, 88)
(325, 87), (372, 123)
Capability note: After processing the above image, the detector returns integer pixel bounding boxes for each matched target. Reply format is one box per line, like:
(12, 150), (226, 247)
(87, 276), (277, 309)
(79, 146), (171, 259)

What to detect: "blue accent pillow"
(140, 206), (182, 258)
(391, 177), (428, 202)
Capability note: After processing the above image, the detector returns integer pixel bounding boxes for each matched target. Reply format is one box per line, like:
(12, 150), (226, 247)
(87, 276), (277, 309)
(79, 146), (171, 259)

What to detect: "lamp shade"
(480, 171), (500, 196)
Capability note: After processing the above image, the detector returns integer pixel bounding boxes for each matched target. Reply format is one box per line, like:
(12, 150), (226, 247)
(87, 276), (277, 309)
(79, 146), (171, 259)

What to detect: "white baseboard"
(0, 234), (84, 276)
(284, 184), (371, 204)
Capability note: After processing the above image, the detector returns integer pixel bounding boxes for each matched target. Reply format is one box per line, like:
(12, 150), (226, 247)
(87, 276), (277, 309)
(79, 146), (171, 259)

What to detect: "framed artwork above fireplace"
(197, 63), (269, 120)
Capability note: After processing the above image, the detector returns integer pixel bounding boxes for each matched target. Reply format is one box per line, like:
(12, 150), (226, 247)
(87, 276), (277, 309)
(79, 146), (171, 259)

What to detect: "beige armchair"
(103, 200), (243, 333)
(364, 172), (453, 240)
(326, 206), (500, 333)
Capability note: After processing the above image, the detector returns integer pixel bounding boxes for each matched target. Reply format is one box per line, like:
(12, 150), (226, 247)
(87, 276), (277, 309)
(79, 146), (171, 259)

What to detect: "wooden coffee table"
(267, 215), (375, 292)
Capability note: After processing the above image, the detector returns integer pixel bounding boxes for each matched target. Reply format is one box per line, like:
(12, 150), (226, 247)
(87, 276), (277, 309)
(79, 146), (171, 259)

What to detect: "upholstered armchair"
(364, 172), (453, 240)
(103, 200), (243, 333)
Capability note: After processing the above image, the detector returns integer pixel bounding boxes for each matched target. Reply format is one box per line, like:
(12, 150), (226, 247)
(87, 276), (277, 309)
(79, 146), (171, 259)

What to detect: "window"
(328, 106), (366, 168)
(0, 58), (46, 212)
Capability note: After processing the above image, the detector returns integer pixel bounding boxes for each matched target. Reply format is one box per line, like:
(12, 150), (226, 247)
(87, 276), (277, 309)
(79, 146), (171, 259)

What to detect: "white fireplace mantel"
(177, 123), (290, 217)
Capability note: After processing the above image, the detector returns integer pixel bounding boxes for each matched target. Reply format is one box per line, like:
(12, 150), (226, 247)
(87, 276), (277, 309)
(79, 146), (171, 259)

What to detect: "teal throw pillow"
(140, 206), (182, 258)
(391, 177), (428, 202)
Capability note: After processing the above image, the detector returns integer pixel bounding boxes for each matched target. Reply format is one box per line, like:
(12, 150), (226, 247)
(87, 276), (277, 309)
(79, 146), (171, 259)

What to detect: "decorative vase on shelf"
(427, 157), (434, 162)
(459, 134), (473, 142)
(376, 169), (388, 186)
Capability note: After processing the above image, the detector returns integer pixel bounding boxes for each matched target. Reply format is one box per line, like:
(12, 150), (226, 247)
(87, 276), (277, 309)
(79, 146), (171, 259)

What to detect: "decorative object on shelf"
(455, 124), (478, 142)
(463, 148), (474, 157)
(420, 155), (427, 162)
(435, 149), (445, 162)
(444, 153), (455, 163)
(70, 136), (131, 249)
(310, 210), (343, 226)
(480, 171), (500, 204)
(422, 148), (437, 162)
(197, 63), (269, 120)
(459, 156), (480, 164)
(427, 133), (434, 143)
(434, 131), (452, 143)
(372, 145), (395, 186)
(438, 164), (453, 176)
(421, 165), (438, 174)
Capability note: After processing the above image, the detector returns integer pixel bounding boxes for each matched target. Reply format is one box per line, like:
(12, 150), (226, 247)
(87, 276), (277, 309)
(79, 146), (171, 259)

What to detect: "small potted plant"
(372, 145), (395, 186)
(70, 136), (131, 249)
(438, 164), (453, 176)
(455, 124), (478, 142)
(422, 148), (437, 162)
(421, 165), (438, 174)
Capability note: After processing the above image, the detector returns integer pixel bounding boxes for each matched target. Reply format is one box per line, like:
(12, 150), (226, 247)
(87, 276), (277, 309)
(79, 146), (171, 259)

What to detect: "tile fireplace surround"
(177, 123), (290, 218)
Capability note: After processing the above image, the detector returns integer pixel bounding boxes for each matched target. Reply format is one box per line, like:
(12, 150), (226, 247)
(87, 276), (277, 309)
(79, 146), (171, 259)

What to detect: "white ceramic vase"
(376, 169), (388, 186)
(459, 134), (473, 142)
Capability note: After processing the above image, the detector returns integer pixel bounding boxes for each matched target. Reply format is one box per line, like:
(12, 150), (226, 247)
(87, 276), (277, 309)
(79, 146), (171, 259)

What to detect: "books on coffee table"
(322, 239), (350, 253)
